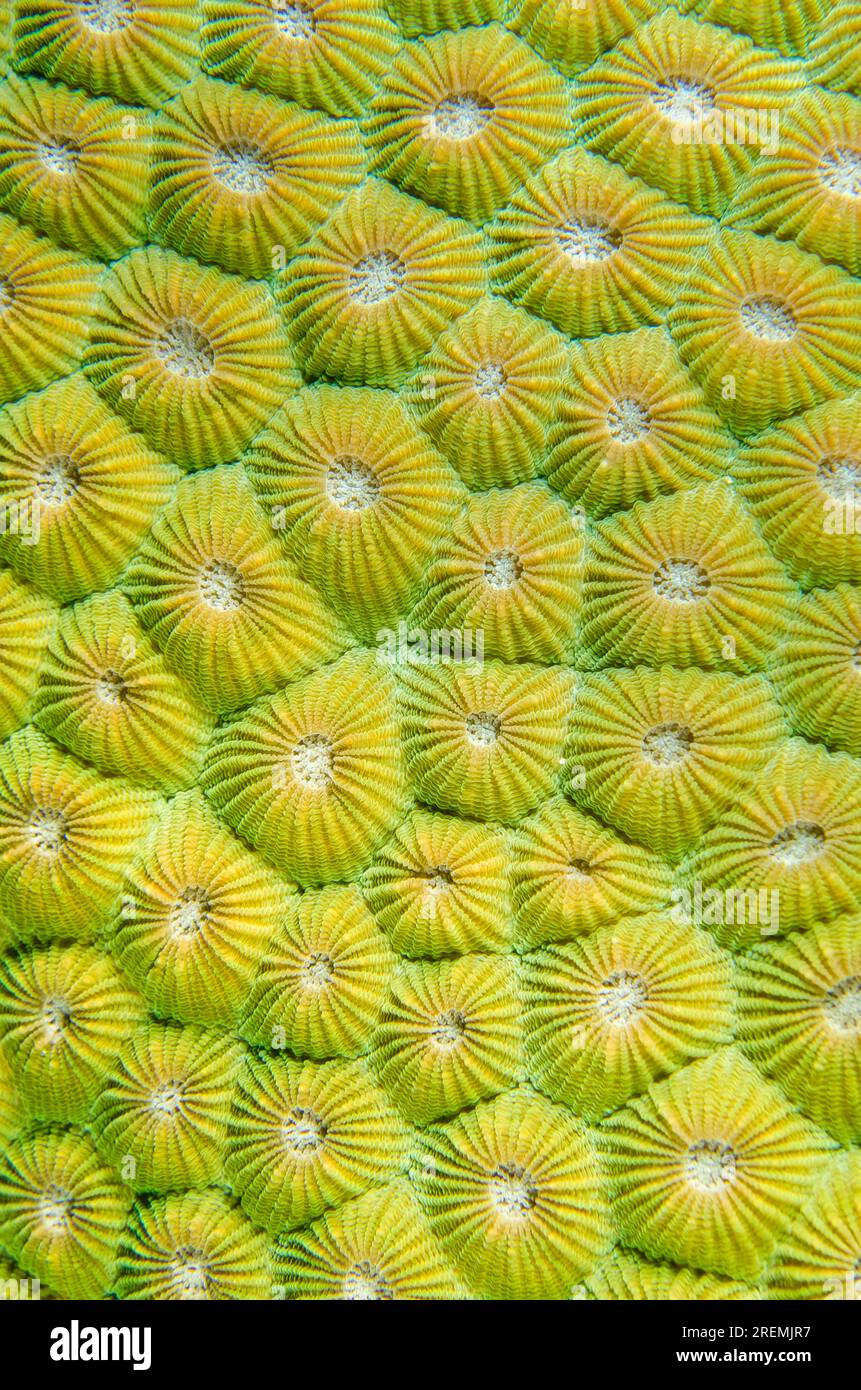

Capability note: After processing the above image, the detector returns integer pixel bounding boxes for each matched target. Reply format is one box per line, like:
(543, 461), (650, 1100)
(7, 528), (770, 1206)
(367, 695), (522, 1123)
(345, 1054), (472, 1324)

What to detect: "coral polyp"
(370, 954), (521, 1123)
(511, 798), (674, 948)
(201, 0), (400, 118)
(0, 374), (178, 604)
(578, 482), (796, 671)
(565, 668), (785, 858)
(774, 585), (861, 756)
(398, 658), (572, 824)
(506, 0), (659, 77)
(278, 178), (485, 387)
(488, 148), (711, 338)
(225, 1053), (405, 1231)
(365, 25), (570, 223)
(124, 464), (349, 714)
(84, 245), (294, 470)
(33, 590), (211, 790)
(245, 385), (463, 641)
(238, 884), (392, 1059)
(414, 1088), (611, 1300)
(520, 914), (733, 1119)
(150, 77), (365, 278)
(0, 75), (149, 259)
(573, 11), (801, 217)
(669, 229), (861, 436)
(402, 295), (567, 489)
(202, 652), (406, 885)
(410, 482), (583, 664)
(361, 809), (510, 958)
(0, 725), (154, 943)
(114, 1189), (270, 1300)
(112, 789), (290, 1028)
(12, 0), (199, 107)
(602, 1048), (833, 1281)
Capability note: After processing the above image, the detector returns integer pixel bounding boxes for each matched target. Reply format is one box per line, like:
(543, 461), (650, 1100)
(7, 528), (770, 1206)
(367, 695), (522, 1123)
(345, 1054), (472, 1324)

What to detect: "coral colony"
(0, 0), (859, 1305)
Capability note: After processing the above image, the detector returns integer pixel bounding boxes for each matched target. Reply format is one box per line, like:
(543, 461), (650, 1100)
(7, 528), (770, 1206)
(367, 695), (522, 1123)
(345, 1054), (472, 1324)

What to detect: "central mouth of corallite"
(769, 821), (826, 866)
(597, 969), (649, 1025)
(652, 76), (716, 124)
(301, 952), (335, 990)
(198, 560), (245, 611)
(466, 711), (501, 746)
(430, 1008), (467, 1050)
(282, 1105), (327, 1152)
(273, 0), (316, 39)
(291, 733), (334, 789)
(154, 317), (215, 377)
(489, 1162), (538, 1221)
(429, 92), (493, 140)
(171, 1249), (210, 1298)
(36, 452), (81, 506)
(41, 997), (72, 1044)
(686, 1139), (737, 1191)
(420, 864), (454, 894)
(474, 362), (506, 400)
(38, 138), (80, 176)
(739, 294), (797, 341)
(817, 454), (861, 504)
(326, 455), (380, 510)
(79, 0), (134, 32)
(819, 145), (861, 198)
(483, 548), (522, 590)
(653, 558), (711, 603)
(558, 218), (622, 264)
(642, 722), (694, 765)
(607, 396), (651, 443)
(26, 806), (68, 856)
(95, 668), (128, 705)
(150, 1082), (186, 1115)
(169, 885), (211, 937)
(38, 1185), (74, 1232)
(823, 975), (861, 1032)
(349, 251), (405, 305)
(343, 1261), (392, 1300)
(210, 140), (271, 194)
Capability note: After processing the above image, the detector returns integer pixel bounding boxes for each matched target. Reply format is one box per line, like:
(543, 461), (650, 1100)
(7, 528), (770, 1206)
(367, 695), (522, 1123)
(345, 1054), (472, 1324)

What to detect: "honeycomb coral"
(0, 0), (857, 1311)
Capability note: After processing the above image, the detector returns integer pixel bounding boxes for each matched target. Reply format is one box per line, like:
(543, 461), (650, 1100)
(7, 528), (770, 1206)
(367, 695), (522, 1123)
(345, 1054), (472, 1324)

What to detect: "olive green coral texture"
(0, 0), (859, 1303)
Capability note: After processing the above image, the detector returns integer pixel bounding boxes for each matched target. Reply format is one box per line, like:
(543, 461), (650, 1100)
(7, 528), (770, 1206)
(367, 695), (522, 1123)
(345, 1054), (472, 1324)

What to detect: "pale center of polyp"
(653, 77), (716, 124)
(26, 807), (68, 856)
(466, 711), (501, 746)
(291, 733), (334, 789)
(343, 1262), (391, 1300)
(38, 1185), (74, 1232)
(350, 251), (405, 304)
(272, 1), (315, 39)
(198, 560), (245, 611)
(301, 951), (334, 990)
(474, 362), (506, 400)
(429, 93), (493, 140)
(36, 453), (80, 506)
(78, 0), (133, 32)
(326, 455), (379, 510)
(686, 1139), (737, 1191)
(606, 396), (651, 443)
(824, 976), (861, 1032)
(597, 969), (648, 1026)
(95, 668), (128, 705)
(430, 1008), (467, 1051)
(768, 821), (826, 866)
(818, 455), (861, 504)
(489, 1162), (537, 1222)
(558, 218), (622, 263)
(38, 138), (79, 176)
(211, 140), (271, 194)
(155, 317), (215, 377)
(819, 145), (861, 198)
(641, 722), (693, 765)
(653, 558), (711, 603)
(169, 885), (210, 937)
(281, 1105), (327, 1152)
(739, 295), (797, 341)
(483, 548), (522, 590)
